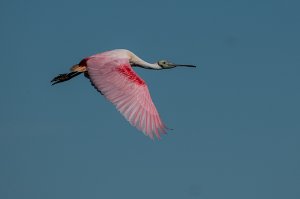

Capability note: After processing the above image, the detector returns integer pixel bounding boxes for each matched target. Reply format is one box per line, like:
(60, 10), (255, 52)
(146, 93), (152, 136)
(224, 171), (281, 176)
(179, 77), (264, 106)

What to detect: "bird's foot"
(51, 72), (81, 85)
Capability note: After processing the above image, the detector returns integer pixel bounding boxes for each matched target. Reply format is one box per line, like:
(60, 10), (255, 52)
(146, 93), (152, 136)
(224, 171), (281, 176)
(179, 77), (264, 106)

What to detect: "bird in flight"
(51, 49), (196, 139)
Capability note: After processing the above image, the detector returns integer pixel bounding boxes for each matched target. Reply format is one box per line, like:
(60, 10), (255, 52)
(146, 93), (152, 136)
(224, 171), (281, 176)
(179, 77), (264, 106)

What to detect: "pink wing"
(87, 57), (167, 139)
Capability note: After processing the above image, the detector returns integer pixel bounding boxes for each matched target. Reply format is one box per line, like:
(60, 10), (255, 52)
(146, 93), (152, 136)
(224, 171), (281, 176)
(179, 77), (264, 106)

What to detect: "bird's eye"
(158, 60), (168, 67)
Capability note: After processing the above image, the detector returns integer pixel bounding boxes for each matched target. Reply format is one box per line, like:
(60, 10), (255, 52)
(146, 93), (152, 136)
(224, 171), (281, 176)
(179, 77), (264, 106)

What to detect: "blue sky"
(1, 0), (300, 198)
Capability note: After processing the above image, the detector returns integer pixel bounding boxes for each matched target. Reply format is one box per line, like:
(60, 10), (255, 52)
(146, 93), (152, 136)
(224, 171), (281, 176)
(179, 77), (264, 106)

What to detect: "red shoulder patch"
(79, 58), (91, 66)
(117, 65), (145, 86)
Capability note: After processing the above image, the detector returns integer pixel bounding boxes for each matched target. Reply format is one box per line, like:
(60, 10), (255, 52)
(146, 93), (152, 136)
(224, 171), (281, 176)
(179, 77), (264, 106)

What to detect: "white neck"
(129, 52), (162, 70)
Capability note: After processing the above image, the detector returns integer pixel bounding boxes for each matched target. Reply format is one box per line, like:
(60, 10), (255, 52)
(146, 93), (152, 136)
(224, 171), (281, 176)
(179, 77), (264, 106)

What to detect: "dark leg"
(51, 71), (82, 85)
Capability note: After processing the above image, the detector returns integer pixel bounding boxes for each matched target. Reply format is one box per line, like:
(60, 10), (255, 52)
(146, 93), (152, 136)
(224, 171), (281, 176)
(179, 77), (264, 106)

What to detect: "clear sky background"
(1, 0), (299, 198)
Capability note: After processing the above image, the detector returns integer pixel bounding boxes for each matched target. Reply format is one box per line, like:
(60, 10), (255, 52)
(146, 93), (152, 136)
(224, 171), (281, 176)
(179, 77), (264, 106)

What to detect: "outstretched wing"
(87, 57), (167, 139)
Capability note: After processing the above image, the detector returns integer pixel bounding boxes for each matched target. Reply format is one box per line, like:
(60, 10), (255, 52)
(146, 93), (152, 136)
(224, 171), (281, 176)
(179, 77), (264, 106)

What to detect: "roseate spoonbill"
(51, 49), (196, 139)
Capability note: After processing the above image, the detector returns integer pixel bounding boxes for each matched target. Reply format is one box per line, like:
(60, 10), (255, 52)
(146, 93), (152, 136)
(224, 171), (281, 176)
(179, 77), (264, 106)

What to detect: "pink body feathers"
(85, 50), (167, 139)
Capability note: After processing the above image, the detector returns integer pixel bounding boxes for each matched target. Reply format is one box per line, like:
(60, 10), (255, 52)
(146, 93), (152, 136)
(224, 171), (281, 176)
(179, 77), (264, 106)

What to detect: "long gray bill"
(174, 64), (196, 67)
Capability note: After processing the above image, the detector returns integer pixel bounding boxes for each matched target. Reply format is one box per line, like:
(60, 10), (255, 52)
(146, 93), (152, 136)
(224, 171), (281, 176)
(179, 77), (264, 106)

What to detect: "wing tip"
(145, 125), (170, 140)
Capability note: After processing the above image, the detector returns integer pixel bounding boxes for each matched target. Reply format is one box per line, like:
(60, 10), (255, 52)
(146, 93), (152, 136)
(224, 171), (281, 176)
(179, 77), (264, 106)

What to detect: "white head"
(157, 60), (196, 69)
(128, 51), (196, 70)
